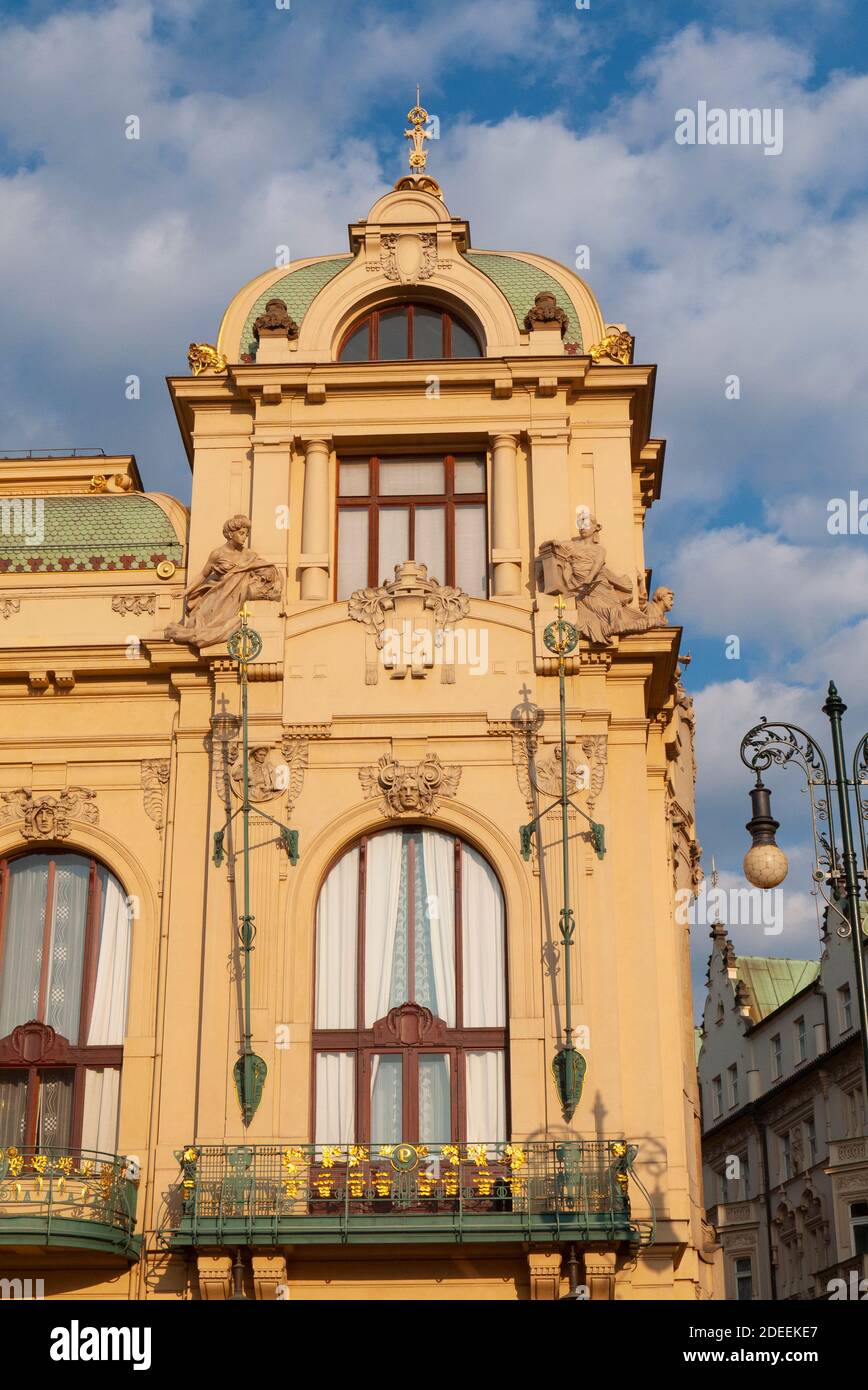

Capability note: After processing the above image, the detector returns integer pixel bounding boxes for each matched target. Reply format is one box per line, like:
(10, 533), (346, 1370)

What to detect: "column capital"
(294, 433), (333, 451)
(489, 431), (519, 449)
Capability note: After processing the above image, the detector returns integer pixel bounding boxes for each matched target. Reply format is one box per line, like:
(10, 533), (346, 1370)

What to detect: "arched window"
(338, 303), (482, 361)
(0, 852), (132, 1153)
(313, 829), (506, 1146)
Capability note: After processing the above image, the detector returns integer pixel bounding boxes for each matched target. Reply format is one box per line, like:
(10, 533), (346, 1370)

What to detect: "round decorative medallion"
(544, 618), (579, 656)
(390, 1143), (420, 1172)
(156, 560), (176, 580)
(227, 625), (263, 664)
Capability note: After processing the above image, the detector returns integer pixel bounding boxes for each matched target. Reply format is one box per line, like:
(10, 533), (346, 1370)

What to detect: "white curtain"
(364, 832), (405, 1026)
(419, 1054), (451, 1144)
(81, 1068), (121, 1154)
(465, 1051), (506, 1143)
(370, 1055), (403, 1145)
(420, 831), (456, 1025)
(315, 846), (358, 1028)
(461, 844), (506, 1026)
(87, 873), (132, 1046)
(314, 1053), (355, 1145)
(45, 859), (89, 1041)
(0, 856), (48, 1036)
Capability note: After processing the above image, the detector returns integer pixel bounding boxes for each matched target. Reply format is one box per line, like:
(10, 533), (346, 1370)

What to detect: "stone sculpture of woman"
(165, 514), (281, 648)
(539, 515), (674, 645)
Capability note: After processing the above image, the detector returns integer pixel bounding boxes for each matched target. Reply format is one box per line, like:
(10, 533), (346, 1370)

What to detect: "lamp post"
(212, 605), (300, 1126)
(519, 598), (605, 1122)
(739, 682), (868, 1096)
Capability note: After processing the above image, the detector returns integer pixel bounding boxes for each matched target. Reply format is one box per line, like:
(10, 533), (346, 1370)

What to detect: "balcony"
(163, 1140), (654, 1249)
(0, 1147), (141, 1261)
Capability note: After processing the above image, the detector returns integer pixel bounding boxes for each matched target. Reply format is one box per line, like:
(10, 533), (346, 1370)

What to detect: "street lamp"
(739, 682), (868, 1096)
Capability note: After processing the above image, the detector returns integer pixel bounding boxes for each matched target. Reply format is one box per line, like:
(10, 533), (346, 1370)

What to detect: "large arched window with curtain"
(338, 302), (482, 361)
(0, 851), (132, 1153)
(313, 828), (507, 1146)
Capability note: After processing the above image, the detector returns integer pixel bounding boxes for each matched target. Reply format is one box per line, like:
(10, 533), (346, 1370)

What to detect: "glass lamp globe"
(743, 842), (788, 889)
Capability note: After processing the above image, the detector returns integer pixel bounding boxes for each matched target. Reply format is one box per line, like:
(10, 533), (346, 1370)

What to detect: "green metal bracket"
(519, 822), (535, 862)
(212, 829), (225, 867)
(280, 826), (300, 865)
(590, 820), (606, 860)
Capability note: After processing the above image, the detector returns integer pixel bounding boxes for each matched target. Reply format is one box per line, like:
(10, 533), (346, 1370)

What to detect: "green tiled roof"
(0, 495), (183, 574)
(737, 956), (819, 1021)
(465, 251), (583, 350)
(241, 257), (353, 360)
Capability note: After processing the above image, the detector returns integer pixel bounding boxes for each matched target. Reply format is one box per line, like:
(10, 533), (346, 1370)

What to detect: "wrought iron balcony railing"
(0, 1147), (140, 1259)
(163, 1140), (654, 1248)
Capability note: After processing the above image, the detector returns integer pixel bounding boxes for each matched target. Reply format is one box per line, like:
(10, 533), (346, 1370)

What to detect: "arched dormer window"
(0, 851), (132, 1153)
(338, 302), (482, 361)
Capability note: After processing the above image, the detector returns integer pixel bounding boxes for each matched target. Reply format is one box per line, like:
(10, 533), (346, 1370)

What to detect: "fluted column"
(298, 436), (331, 601)
(490, 432), (521, 596)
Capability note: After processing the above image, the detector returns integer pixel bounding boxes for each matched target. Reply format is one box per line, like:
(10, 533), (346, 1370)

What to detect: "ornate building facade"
(0, 124), (717, 1300)
(698, 911), (868, 1300)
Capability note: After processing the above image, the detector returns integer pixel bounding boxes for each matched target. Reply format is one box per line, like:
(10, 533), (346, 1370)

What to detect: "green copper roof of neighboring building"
(737, 956), (820, 1021)
(464, 251), (583, 350)
(0, 495), (183, 573)
(241, 257), (353, 359)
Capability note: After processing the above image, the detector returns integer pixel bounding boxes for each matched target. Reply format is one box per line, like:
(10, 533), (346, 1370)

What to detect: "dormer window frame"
(337, 301), (483, 362)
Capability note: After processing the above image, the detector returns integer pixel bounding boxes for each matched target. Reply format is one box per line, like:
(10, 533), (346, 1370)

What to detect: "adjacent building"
(698, 905), (868, 1300)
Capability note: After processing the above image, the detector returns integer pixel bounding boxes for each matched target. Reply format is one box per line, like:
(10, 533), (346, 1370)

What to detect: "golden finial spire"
(404, 87), (431, 175)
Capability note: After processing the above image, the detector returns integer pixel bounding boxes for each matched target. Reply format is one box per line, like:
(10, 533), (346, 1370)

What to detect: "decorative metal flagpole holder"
(519, 597), (606, 1122)
(212, 605), (300, 1126)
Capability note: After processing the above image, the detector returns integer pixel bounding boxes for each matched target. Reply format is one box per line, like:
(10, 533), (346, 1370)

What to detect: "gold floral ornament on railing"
(281, 1146), (307, 1199)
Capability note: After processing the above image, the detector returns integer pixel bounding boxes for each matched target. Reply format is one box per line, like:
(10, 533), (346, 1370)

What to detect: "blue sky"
(1, 0), (866, 1012)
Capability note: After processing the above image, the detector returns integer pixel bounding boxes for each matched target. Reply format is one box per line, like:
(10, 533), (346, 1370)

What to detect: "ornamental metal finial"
(405, 87), (431, 174)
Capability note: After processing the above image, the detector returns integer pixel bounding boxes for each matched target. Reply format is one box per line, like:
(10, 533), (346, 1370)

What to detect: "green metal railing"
(0, 1146), (140, 1258)
(165, 1140), (654, 1248)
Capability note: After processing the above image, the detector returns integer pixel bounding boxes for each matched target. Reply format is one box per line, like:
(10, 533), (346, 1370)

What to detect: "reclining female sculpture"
(165, 514), (281, 648)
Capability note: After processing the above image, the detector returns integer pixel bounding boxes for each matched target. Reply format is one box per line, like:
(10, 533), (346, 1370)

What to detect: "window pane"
(0, 1070), (28, 1147)
(378, 309), (408, 360)
(418, 831), (456, 1025)
(462, 843), (505, 1025)
(339, 462), (370, 496)
(454, 457), (485, 494)
(337, 509), (369, 599)
(340, 321), (369, 362)
(419, 1055), (451, 1144)
(315, 1053), (355, 1145)
(364, 830), (408, 1026)
(371, 1056), (403, 1145)
(0, 855), (49, 1036)
(379, 459), (444, 495)
(36, 1068), (74, 1149)
(451, 318), (481, 357)
(81, 1068), (122, 1153)
(414, 507), (446, 583)
(412, 307), (442, 358)
(454, 505), (488, 598)
(87, 868), (132, 1048)
(46, 858), (89, 1041)
(465, 1051), (505, 1143)
(378, 507), (409, 584)
(315, 845), (358, 1028)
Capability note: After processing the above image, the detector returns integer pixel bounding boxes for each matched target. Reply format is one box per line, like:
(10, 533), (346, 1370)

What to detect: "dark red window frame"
(0, 852), (123, 1150)
(337, 302), (482, 361)
(311, 831), (508, 1145)
(335, 453), (488, 596)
